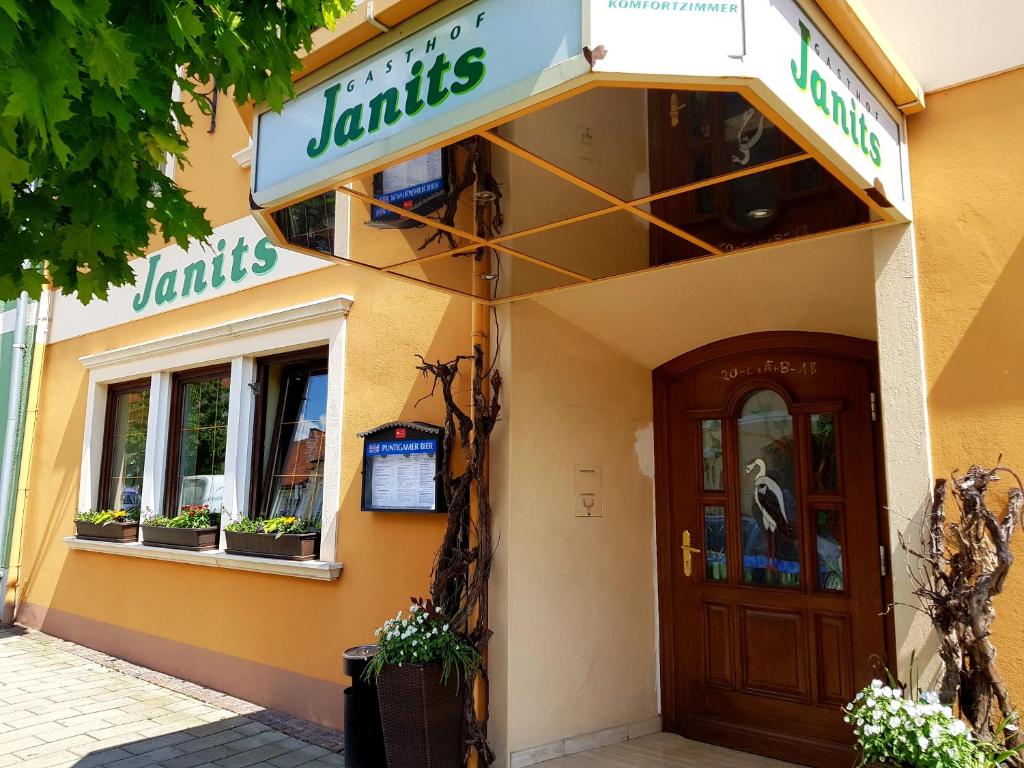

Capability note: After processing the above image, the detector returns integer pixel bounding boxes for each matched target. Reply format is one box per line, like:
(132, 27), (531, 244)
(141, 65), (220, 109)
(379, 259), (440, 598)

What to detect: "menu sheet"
(366, 439), (437, 511)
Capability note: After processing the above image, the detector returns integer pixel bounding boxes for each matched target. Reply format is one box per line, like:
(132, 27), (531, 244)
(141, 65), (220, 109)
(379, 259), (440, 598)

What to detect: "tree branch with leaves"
(0, 0), (353, 301)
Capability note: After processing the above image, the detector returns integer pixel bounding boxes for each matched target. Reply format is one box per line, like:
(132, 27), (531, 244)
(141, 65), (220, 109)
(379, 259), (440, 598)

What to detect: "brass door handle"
(681, 530), (701, 578)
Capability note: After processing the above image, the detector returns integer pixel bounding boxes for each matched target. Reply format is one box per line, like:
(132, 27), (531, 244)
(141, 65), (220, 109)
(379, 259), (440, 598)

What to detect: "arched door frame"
(651, 330), (895, 734)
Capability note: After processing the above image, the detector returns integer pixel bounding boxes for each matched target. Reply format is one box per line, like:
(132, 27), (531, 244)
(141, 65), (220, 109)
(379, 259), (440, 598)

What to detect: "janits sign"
(252, 0), (907, 217)
(747, 0), (904, 208)
(588, 0), (905, 210)
(49, 216), (336, 343)
(252, 0), (584, 207)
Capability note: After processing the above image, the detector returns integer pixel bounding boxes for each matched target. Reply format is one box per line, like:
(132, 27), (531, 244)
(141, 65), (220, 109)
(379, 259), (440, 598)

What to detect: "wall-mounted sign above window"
(359, 422), (445, 513)
(252, 0), (584, 208)
(49, 216), (339, 344)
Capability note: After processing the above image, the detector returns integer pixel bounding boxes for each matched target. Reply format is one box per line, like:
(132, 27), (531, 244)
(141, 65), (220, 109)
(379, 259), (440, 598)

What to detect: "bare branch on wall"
(902, 463), (1022, 762)
(416, 344), (501, 765)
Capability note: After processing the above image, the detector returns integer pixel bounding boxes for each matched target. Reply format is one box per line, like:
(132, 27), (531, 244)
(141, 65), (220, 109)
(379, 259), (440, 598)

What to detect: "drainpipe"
(1, 288), (48, 626)
(0, 293), (30, 621)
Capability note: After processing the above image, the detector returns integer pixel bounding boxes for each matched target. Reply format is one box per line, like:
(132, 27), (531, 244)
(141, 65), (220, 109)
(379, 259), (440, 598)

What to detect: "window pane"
(104, 388), (150, 511)
(739, 390), (799, 587)
(259, 366), (327, 522)
(701, 419), (723, 491)
(815, 507), (844, 591)
(174, 375), (229, 511)
(704, 505), (727, 581)
(810, 413), (838, 492)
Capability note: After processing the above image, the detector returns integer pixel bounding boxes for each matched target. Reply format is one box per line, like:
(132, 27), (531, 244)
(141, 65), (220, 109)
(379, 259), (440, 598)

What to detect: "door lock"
(681, 530), (702, 578)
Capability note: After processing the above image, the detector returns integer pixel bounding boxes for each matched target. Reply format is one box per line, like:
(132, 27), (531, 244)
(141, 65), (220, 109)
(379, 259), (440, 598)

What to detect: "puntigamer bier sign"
(252, 0), (583, 207)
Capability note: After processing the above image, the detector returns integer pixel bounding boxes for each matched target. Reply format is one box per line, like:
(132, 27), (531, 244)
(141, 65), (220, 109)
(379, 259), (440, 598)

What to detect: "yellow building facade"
(7, 1), (1024, 766)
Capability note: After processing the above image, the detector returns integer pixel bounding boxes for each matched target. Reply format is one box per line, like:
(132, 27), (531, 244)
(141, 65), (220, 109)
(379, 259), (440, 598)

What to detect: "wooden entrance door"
(653, 333), (891, 767)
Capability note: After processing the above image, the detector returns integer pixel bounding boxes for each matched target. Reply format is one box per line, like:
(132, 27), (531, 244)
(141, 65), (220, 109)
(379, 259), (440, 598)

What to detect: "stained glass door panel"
(738, 390), (800, 587)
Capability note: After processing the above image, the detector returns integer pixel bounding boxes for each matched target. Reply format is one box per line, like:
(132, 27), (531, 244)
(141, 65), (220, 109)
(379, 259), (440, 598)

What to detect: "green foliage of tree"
(0, 0), (353, 302)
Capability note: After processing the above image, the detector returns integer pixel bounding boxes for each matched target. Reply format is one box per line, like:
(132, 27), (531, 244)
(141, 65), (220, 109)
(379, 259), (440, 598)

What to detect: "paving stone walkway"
(0, 627), (345, 768)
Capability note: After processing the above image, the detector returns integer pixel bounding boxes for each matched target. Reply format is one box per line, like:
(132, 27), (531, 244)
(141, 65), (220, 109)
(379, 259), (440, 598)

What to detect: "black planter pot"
(141, 525), (218, 551)
(75, 520), (139, 543)
(224, 530), (320, 561)
(377, 663), (465, 768)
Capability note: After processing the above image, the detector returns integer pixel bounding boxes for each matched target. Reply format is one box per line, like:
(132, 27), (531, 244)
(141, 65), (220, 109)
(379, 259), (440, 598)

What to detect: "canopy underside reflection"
(265, 85), (889, 304)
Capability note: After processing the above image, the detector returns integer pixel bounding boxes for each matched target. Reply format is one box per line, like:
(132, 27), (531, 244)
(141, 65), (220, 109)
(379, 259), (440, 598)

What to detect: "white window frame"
(78, 296), (352, 562)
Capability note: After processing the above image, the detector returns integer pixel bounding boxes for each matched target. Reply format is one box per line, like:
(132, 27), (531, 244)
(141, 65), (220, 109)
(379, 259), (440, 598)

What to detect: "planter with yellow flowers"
(223, 516), (321, 561)
(74, 509), (140, 542)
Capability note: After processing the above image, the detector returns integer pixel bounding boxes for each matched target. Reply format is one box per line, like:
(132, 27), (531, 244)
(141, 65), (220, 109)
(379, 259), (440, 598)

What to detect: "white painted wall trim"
(221, 357), (258, 545)
(78, 381), (108, 515)
(80, 297), (352, 372)
(78, 297), (352, 564)
(140, 373), (173, 520)
(64, 537), (342, 581)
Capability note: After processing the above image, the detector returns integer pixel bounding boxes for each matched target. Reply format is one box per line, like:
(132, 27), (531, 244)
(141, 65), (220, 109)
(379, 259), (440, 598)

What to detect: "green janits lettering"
(307, 84), (340, 158)
(810, 71), (829, 115)
(425, 54), (451, 107)
(180, 260), (207, 297)
(154, 269), (177, 306)
(405, 61), (426, 117)
(251, 238), (278, 275)
(367, 88), (402, 133)
(132, 253), (160, 312)
(451, 47), (486, 95)
(831, 91), (848, 135)
(791, 20), (811, 89)
(334, 104), (366, 147)
(869, 132), (882, 167)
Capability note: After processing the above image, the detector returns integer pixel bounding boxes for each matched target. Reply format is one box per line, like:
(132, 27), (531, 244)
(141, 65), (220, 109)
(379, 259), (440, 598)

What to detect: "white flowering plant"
(847, 679), (1021, 767)
(364, 597), (481, 686)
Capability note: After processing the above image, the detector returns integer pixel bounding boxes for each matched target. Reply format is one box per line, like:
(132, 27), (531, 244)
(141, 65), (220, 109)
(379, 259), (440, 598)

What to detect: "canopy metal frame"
(252, 79), (896, 305)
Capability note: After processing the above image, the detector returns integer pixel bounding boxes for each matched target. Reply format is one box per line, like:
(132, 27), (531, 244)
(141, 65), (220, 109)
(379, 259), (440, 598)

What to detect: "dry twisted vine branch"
(416, 344), (501, 765)
(901, 463), (1022, 761)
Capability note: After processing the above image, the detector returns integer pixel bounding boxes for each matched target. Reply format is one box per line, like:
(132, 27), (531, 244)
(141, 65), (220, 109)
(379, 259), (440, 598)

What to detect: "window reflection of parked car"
(120, 487), (141, 512)
(179, 475), (224, 510)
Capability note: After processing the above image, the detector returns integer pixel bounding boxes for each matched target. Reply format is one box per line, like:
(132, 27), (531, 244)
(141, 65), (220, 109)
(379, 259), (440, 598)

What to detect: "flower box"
(141, 525), (219, 551)
(224, 530), (320, 561)
(377, 662), (464, 768)
(74, 520), (139, 543)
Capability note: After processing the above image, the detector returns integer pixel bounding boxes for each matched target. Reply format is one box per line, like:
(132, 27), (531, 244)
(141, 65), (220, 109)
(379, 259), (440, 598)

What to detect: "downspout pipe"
(0, 293), (30, 617)
(2, 289), (48, 626)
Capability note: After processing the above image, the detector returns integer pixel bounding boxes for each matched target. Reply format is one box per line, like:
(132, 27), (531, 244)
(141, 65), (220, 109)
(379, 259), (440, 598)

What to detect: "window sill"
(63, 537), (343, 581)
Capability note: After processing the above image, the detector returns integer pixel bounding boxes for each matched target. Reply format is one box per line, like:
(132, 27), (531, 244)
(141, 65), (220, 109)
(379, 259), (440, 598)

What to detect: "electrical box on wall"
(574, 464), (603, 518)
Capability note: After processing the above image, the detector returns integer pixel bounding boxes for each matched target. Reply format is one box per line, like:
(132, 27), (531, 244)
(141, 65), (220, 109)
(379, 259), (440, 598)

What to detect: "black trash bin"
(344, 645), (387, 768)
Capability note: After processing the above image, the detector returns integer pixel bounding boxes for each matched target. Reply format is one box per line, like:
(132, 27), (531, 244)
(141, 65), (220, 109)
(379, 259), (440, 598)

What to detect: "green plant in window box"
(75, 508), (140, 525)
(141, 505), (220, 552)
(146, 505), (217, 529)
(223, 515), (322, 561)
(225, 515), (318, 538)
(74, 509), (140, 542)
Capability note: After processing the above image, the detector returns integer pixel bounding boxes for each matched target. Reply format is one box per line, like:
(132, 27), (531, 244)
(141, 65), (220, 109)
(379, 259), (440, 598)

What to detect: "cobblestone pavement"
(0, 627), (345, 768)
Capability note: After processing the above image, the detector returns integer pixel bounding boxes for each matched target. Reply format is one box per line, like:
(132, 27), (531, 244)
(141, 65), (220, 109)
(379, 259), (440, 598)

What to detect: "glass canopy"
(267, 85), (885, 303)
